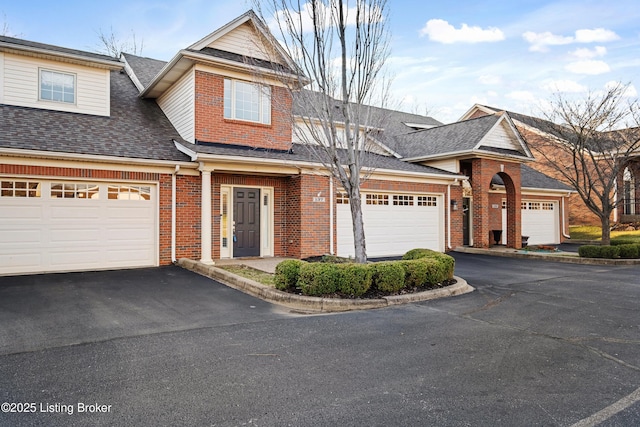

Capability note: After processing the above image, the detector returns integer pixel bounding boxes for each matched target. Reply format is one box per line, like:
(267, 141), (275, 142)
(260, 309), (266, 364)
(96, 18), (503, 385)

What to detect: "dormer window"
(40, 69), (75, 104)
(224, 78), (271, 125)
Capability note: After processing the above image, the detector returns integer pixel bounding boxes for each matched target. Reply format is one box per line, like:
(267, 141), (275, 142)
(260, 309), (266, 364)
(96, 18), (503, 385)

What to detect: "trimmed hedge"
(274, 248), (456, 297)
(274, 259), (306, 291)
(578, 244), (640, 259)
(370, 262), (406, 293)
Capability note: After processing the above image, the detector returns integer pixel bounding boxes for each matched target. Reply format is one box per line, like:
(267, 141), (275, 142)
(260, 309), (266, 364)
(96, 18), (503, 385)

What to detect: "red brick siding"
(194, 71), (293, 151)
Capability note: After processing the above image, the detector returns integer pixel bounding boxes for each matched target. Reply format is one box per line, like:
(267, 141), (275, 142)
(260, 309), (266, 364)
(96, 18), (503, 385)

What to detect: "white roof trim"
(474, 113), (533, 159)
(120, 54), (145, 93)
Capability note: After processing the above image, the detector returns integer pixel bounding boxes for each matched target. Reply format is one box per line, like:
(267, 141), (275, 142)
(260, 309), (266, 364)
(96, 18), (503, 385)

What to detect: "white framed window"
(542, 202), (554, 210)
(51, 182), (99, 199)
(417, 196), (437, 207)
(529, 202), (541, 210)
(40, 69), (76, 104)
(366, 194), (389, 205)
(1, 180), (41, 198)
(224, 79), (271, 124)
(336, 192), (349, 204)
(393, 195), (414, 206)
(107, 185), (151, 201)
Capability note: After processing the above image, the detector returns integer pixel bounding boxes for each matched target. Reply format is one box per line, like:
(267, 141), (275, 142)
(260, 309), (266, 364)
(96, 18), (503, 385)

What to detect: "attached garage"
(0, 178), (157, 275)
(337, 192), (444, 258)
(502, 199), (559, 245)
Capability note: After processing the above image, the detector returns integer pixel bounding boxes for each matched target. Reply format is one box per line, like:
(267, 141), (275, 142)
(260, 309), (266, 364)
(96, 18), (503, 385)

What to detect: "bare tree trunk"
(601, 215), (611, 246)
(349, 186), (367, 262)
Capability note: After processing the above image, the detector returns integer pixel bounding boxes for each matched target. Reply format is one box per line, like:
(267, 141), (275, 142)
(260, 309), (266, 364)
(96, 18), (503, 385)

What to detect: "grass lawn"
(218, 265), (275, 287)
(570, 225), (640, 244)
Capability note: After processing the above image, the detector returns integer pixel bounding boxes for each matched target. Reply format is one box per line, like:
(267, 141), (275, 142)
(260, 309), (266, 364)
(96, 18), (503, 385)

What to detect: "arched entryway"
(470, 158), (523, 248)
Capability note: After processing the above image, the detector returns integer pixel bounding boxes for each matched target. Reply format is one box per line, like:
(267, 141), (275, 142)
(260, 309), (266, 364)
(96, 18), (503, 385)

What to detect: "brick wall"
(194, 71), (293, 151)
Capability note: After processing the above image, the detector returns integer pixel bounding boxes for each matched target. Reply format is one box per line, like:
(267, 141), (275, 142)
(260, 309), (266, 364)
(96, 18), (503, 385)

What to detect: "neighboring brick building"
(0, 11), (572, 275)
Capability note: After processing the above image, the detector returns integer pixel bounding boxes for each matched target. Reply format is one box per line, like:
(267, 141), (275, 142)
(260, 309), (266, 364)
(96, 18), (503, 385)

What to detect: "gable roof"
(493, 164), (573, 192)
(137, 10), (302, 98)
(389, 113), (533, 161)
(0, 35), (123, 69)
(0, 70), (190, 163)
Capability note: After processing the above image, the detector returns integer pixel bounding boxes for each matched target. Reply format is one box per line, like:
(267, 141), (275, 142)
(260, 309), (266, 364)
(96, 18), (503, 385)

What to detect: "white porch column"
(199, 164), (214, 265)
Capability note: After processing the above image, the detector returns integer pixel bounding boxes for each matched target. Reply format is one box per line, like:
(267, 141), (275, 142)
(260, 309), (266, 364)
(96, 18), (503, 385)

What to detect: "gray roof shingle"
(0, 35), (121, 63)
(121, 53), (167, 89)
(492, 164), (573, 191)
(0, 70), (190, 162)
(183, 141), (460, 176)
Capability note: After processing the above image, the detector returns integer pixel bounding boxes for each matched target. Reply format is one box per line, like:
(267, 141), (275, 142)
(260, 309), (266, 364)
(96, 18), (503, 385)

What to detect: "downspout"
(171, 165), (180, 263)
(561, 193), (571, 239)
(447, 183), (452, 250)
(329, 177), (334, 255)
(613, 177), (619, 223)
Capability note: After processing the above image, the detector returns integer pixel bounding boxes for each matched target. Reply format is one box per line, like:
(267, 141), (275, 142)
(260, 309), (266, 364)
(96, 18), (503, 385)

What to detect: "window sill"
(224, 118), (272, 129)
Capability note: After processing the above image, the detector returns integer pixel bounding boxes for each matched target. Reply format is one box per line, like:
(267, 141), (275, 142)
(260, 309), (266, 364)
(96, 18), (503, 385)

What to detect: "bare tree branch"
(253, 0), (393, 262)
(95, 27), (144, 58)
(533, 83), (640, 244)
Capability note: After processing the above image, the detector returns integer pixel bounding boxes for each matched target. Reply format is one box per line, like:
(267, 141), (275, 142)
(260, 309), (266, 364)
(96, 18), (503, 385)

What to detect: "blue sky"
(2, 0), (639, 123)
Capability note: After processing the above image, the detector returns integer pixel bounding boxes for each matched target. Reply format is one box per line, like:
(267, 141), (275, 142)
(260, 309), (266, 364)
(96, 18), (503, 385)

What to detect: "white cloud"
(506, 90), (537, 102)
(478, 74), (502, 85)
(575, 28), (619, 43)
(522, 31), (573, 52)
(565, 60), (611, 75)
(419, 19), (504, 44)
(541, 79), (587, 93)
(604, 81), (638, 97)
(570, 46), (607, 59)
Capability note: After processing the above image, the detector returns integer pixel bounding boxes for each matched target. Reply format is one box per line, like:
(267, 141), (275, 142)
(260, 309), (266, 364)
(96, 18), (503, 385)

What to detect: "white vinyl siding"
(2, 53), (110, 116)
(209, 22), (271, 61)
(424, 158), (459, 173)
(481, 121), (522, 151)
(158, 68), (195, 143)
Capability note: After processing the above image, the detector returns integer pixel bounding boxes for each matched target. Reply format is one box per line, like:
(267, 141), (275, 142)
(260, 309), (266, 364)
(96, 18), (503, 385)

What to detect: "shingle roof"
(492, 164), (573, 191)
(390, 114), (508, 158)
(0, 70), (190, 162)
(0, 35), (121, 63)
(121, 53), (167, 89)
(189, 47), (297, 74)
(182, 141), (460, 176)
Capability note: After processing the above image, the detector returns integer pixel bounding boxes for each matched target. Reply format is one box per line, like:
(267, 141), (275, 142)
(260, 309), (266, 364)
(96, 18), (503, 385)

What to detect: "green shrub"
(297, 263), (340, 296)
(370, 262), (406, 293)
(578, 245), (601, 258)
(274, 260), (306, 291)
(423, 257), (452, 285)
(611, 237), (640, 246)
(600, 245), (621, 259)
(402, 248), (455, 279)
(336, 264), (372, 296)
(399, 259), (429, 288)
(617, 244), (640, 259)
(579, 245), (622, 259)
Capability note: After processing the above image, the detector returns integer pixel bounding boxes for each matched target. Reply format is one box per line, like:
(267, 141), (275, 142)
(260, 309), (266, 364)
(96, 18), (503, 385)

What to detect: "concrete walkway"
(214, 257), (292, 274)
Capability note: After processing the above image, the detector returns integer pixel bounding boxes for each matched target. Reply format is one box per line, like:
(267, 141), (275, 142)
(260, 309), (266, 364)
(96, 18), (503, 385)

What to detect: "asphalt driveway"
(0, 266), (292, 355)
(0, 256), (639, 426)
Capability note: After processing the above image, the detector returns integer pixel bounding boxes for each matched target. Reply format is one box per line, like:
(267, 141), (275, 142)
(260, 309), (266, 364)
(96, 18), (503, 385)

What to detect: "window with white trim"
(336, 192), (349, 204)
(1, 180), (41, 198)
(417, 196), (437, 207)
(224, 79), (271, 124)
(366, 194), (389, 205)
(542, 202), (554, 210)
(521, 201), (528, 210)
(51, 182), (99, 199)
(528, 202), (541, 210)
(393, 195), (414, 206)
(40, 69), (75, 104)
(107, 185), (151, 201)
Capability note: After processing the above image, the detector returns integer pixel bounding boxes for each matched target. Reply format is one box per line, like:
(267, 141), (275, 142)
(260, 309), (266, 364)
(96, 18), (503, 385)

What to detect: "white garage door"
(502, 200), (559, 245)
(0, 179), (157, 275)
(337, 192), (444, 258)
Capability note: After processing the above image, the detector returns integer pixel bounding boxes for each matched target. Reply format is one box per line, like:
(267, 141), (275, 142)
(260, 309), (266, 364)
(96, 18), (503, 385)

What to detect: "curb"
(454, 247), (640, 265)
(178, 258), (475, 313)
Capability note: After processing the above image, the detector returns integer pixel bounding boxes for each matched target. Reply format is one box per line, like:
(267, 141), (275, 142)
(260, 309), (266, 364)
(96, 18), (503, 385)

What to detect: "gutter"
(0, 41), (123, 70)
(172, 165), (180, 263)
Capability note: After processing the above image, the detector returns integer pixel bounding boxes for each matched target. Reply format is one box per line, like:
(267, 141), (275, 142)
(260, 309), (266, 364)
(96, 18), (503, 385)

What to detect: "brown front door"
(233, 188), (260, 257)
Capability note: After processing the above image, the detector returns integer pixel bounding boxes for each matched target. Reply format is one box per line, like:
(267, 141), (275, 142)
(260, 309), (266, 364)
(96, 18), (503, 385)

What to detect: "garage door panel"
(0, 179), (157, 275)
(337, 194), (442, 257)
(501, 200), (559, 245)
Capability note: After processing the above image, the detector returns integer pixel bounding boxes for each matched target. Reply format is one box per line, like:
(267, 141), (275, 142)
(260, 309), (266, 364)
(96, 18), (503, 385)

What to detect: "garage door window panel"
(51, 183), (100, 199)
(108, 185), (151, 201)
(1, 181), (41, 198)
(366, 194), (388, 205)
(393, 195), (413, 206)
(417, 196), (437, 207)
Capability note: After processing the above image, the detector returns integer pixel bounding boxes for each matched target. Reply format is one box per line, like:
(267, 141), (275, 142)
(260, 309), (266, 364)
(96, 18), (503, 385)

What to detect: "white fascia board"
(120, 54), (145, 93)
(174, 140), (198, 161)
(491, 184), (575, 195)
(404, 150), (533, 163)
(0, 42), (122, 70)
(188, 13), (252, 50)
(458, 104), (497, 121)
(0, 147), (196, 169)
